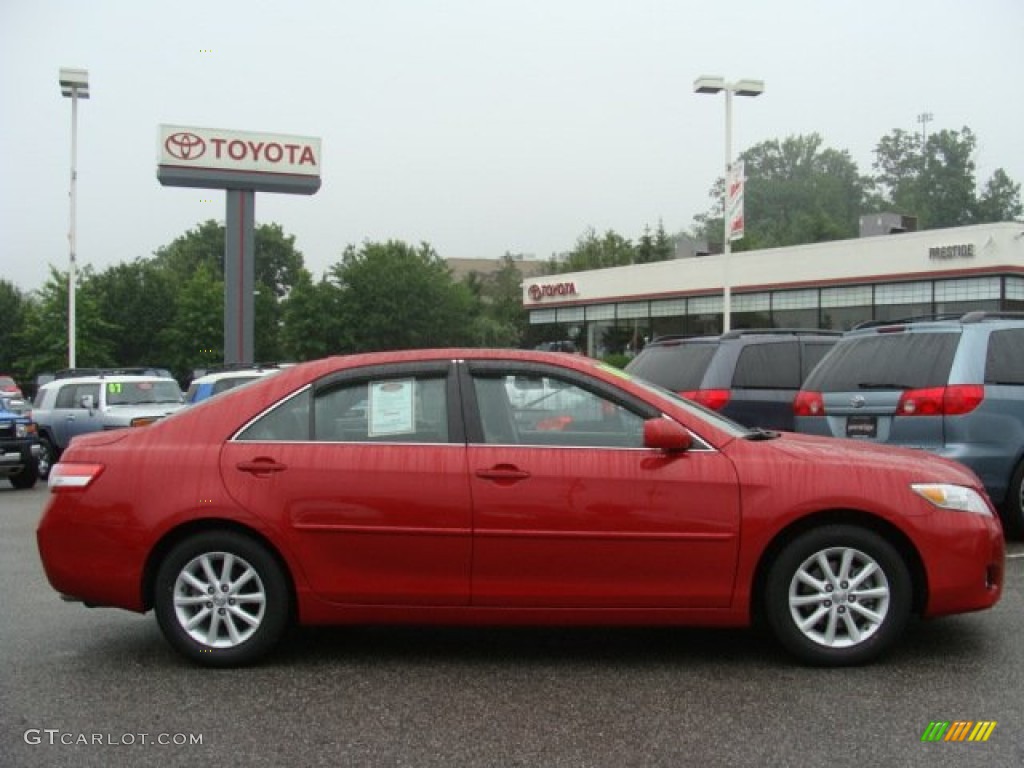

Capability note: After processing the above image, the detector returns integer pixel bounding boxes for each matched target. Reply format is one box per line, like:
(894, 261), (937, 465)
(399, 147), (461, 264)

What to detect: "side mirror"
(79, 394), (95, 411)
(643, 418), (692, 453)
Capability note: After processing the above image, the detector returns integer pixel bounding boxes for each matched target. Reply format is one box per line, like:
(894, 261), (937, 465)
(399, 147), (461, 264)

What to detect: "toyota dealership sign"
(157, 124), (321, 194)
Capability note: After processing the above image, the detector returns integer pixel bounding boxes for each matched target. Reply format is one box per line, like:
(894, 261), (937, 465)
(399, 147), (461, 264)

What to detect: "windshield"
(596, 361), (749, 439)
(106, 380), (183, 406)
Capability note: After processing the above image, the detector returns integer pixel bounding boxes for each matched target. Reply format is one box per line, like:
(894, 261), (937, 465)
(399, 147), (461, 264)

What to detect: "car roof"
(192, 369), (277, 384)
(41, 374), (177, 388)
(849, 311), (1024, 335)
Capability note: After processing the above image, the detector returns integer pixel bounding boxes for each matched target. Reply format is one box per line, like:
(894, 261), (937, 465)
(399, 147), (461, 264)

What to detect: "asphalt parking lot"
(2, 483), (1022, 768)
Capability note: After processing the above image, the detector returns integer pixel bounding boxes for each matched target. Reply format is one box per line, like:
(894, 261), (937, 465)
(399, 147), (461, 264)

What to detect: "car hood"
(762, 431), (983, 486)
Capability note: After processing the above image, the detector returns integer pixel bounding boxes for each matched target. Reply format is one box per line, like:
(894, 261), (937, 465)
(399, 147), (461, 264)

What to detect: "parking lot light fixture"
(59, 67), (89, 369)
(693, 75), (764, 333)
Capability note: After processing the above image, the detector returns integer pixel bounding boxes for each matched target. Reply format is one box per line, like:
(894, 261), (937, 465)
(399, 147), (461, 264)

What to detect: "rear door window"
(803, 332), (959, 392)
(732, 342), (799, 389)
(986, 329), (1024, 385)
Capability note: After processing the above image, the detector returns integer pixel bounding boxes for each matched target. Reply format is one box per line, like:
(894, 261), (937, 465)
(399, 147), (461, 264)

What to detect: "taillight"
(48, 463), (105, 491)
(793, 390), (825, 416)
(681, 389), (730, 411)
(897, 385), (984, 416)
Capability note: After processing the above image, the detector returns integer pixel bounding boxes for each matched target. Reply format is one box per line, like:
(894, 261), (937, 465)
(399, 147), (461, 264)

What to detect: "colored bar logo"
(921, 721), (997, 742)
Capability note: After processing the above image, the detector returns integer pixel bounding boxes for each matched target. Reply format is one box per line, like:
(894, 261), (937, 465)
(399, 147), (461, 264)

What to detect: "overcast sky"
(2, 0), (1022, 292)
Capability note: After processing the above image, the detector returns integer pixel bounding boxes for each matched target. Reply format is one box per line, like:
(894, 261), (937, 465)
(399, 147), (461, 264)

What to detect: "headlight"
(15, 423), (27, 438)
(911, 484), (992, 516)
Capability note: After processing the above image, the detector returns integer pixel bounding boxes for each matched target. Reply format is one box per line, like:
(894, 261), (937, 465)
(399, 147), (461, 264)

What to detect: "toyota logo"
(529, 285), (542, 301)
(850, 395), (866, 409)
(165, 132), (206, 161)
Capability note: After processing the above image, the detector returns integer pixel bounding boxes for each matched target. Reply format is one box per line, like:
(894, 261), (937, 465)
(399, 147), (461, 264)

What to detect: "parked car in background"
(0, 394), (41, 488)
(625, 329), (841, 431)
(32, 369), (185, 478)
(0, 374), (23, 398)
(794, 312), (1024, 537)
(185, 364), (284, 404)
(38, 349), (1003, 668)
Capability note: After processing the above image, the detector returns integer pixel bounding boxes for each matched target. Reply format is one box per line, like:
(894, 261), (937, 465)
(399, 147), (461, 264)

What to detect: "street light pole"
(694, 76), (764, 333)
(59, 68), (89, 370)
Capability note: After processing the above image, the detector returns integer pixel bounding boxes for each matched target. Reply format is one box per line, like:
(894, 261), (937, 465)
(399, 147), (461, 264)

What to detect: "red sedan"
(37, 349), (1004, 667)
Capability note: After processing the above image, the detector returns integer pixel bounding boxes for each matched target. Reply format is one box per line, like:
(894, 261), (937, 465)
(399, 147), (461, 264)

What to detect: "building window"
(556, 307), (584, 323)
(1006, 277), (1024, 312)
(821, 285), (873, 308)
(586, 304), (615, 321)
(772, 289), (819, 310)
(616, 301), (649, 319)
(935, 277), (1001, 302)
(875, 281), (932, 305)
(529, 309), (557, 324)
(650, 298), (686, 317)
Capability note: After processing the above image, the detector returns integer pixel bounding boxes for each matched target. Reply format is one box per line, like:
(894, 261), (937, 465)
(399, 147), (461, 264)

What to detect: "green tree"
(548, 228), (636, 273)
(152, 219), (307, 365)
(695, 133), (867, 249)
(330, 240), (476, 352)
(90, 259), (178, 367)
(463, 253), (528, 346)
(280, 268), (346, 360)
(0, 279), (29, 382)
(15, 266), (117, 377)
(635, 221), (674, 264)
(156, 263), (224, 376)
(871, 125), (1022, 227)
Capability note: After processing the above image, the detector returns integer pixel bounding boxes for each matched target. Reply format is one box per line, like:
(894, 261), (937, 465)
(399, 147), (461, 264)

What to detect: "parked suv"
(625, 329), (841, 431)
(185, 364), (284, 404)
(794, 312), (1024, 536)
(0, 394), (41, 488)
(33, 370), (185, 478)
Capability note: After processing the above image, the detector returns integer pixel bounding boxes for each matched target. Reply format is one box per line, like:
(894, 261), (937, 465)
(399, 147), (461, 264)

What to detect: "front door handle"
(237, 458), (288, 476)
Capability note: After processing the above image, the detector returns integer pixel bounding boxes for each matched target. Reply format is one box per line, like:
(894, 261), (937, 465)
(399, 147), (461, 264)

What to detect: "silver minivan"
(794, 312), (1024, 537)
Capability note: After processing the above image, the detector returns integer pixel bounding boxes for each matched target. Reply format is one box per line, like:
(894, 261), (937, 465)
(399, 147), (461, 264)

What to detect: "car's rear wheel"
(154, 531), (290, 667)
(9, 458), (38, 489)
(1001, 462), (1024, 539)
(765, 525), (911, 666)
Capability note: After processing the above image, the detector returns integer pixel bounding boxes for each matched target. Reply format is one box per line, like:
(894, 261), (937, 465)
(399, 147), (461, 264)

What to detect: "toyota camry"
(37, 349), (1004, 667)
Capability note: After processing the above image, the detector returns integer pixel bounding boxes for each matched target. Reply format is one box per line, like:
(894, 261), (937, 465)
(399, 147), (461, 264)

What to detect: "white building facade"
(523, 222), (1024, 357)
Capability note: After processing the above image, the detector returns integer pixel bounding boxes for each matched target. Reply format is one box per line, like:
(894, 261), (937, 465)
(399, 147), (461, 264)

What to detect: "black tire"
(37, 437), (56, 481)
(1001, 462), (1024, 540)
(764, 525), (911, 666)
(9, 458), (38, 489)
(154, 531), (290, 667)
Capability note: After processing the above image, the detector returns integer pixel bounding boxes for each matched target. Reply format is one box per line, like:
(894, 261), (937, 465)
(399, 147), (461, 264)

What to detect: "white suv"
(33, 372), (185, 478)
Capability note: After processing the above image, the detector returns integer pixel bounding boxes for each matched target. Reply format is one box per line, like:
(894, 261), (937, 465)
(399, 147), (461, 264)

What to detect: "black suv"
(625, 329), (841, 431)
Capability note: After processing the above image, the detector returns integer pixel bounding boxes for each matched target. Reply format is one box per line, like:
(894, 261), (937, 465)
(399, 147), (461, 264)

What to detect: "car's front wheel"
(9, 458), (38, 489)
(764, 525), (911, 666)
(37, 437), (55, 481)
(154, 531), (290, 667)
(1002, 461), (1024, 539)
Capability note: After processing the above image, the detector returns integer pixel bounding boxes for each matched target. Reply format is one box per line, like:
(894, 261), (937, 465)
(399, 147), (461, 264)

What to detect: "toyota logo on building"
(164, 132), (207, 161)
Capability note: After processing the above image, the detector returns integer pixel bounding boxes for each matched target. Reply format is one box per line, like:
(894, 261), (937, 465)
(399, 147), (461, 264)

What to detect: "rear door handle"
(237, 458), (288, 476)
(475, 465), (531, 483)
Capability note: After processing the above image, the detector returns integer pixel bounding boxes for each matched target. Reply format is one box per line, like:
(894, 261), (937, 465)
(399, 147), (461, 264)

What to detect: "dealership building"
(522, 221), (1024, 356)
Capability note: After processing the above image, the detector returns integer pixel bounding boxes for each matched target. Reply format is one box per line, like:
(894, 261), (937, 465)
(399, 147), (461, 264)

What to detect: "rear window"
(986, 329), (1024, 385)
(803, 332), (959, 392)
(802, 340), (838, 379)
(627, 343), (717, 391)
(732, 341), (800, 389)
